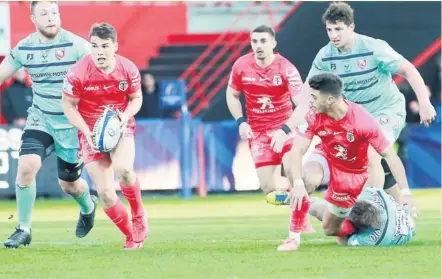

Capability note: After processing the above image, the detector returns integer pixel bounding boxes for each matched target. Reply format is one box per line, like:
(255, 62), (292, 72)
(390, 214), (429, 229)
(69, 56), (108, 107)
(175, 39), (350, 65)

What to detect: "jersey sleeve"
(296, 109), (317, 140)
(6, 42), (24, 72)
(63, 70), (83, 99)
(370, 39), (403, 74)
(347, 233), (376, 246)
(361, 110), (391, 153)
(306, 47), (327, 81)
(283, 59), (303, 97)
(228, 60), (243, 92)
(126, 60), (141, 95)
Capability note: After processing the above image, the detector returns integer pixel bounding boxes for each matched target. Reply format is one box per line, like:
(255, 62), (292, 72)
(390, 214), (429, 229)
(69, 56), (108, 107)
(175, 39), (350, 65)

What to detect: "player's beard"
(37, 24), (60, 40)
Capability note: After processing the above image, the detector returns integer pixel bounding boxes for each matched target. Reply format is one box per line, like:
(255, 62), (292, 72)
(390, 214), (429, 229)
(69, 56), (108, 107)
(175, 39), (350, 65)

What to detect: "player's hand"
(270, 129), (289, 153)
(85, 131), (98, 152)
(287, 180), (309, 211)
(401, 194), (418, 219)
(419, 103), (436, 127)
(238, 122), (253, 140)
(116, 109), (128, 132)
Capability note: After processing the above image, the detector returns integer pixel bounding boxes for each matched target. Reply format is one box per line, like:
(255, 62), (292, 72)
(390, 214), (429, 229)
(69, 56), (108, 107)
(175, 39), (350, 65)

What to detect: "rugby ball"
(92, 107), (122, 152)
(266, 190), (290, 206)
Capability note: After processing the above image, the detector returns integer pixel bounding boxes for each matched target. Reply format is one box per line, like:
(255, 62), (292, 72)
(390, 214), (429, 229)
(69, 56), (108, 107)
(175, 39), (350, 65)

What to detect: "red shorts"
(248, 131), (294, 168)
(306, 148), (368, 208)
(79, 121), (136, 164)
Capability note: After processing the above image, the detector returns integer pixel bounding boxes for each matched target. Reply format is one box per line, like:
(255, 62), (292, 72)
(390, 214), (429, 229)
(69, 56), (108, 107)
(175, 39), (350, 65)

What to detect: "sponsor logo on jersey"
(257, 97), (274, 110)
(331, 192), (350, 202)
(85, 86), (99, 91)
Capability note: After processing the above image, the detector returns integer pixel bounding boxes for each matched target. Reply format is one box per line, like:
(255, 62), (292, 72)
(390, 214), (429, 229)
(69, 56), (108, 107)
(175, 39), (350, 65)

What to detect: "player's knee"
(97, 187), (118, 208)
(58, 178), (84, 196)
(259, 182), (276, 194)
(322, 223), (338, 236)
(114, 166), (136, 185)
(17, 155), (41, 184)
(302, 162), (323, 194)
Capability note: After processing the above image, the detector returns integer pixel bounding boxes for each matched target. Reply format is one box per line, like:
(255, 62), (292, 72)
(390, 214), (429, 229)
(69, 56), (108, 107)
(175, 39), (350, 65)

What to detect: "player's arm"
(0, 51), (22, 85)
(372, 39), (435, 125)
(396, 59), (432, 108)
(283, 50), (325, 131)
(365, 115), (410, 192)
(122, 89), (143, 118)
(61, 73), (91, 135)
(226, 85), (243, 121)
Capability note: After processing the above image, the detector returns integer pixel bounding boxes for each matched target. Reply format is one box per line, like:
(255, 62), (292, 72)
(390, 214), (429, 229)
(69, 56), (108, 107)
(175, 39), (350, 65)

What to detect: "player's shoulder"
(356, 33), (386, 51)
(116, 55), (139, 76)
(14, 32), (39, 49)
(233, 52), (254, 69)
(69, 55), (92, 77)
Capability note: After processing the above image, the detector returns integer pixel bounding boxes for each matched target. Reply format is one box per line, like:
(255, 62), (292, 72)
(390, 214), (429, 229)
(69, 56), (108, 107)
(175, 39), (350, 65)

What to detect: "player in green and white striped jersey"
(283, 2), (436, 220)
(0, 1), (98, 248)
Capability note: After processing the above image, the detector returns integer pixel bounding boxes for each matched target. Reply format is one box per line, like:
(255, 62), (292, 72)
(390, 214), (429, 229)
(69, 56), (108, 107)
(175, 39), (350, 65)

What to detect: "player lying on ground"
(277, 2), (437, 217)
(0, 1), (98, 249)
(309, 187), (416, 246)
(62, 23), (147, 250)
(278, 73), (410, 251)
(226, 24), (314, 233)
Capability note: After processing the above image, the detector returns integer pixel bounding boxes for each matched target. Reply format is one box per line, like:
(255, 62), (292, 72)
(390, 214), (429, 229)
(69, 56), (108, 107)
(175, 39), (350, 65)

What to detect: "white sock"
(289, 231), (301, 243)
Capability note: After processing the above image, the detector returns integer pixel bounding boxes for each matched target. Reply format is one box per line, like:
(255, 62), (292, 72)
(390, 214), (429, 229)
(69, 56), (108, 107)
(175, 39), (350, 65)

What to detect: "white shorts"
(326, 200), (352, 218)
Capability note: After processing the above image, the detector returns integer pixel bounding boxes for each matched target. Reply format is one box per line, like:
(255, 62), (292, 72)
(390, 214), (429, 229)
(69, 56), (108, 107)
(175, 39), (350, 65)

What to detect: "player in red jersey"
(226, 25), (315, 233)
(277, 73), (410, 251)
(62, 23), (147, 250)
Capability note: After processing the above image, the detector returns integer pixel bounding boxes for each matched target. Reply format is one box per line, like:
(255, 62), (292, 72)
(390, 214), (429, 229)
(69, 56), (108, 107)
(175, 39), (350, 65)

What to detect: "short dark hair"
(308, 73), (343, 97)
(348, 200), (383, 230)
(322, 2), (354, 26)
(251, 25), (276, 38)
(89, 23), (117, 43)
(30, 1), (58, 14)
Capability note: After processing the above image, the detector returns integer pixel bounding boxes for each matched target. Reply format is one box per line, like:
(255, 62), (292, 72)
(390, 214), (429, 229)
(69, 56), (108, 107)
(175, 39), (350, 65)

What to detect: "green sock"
(16, 183), (37, 233)
(73, 185), (94, 215)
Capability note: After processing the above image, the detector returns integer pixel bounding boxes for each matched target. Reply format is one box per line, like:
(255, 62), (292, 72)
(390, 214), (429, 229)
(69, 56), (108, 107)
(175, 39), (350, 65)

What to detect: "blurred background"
(0, 1), (440, 199)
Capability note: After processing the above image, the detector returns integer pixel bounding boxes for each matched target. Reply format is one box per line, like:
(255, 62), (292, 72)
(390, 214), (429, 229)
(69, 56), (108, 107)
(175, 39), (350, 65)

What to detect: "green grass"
(0, 189), (440, 279)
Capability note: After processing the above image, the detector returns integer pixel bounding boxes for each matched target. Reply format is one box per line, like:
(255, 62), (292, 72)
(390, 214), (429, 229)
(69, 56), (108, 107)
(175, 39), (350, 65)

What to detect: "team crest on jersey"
(346, 131), (355, 142)
(55, 49), (65, 60)
(119, 80), (128, 91)
(379, 114), (389, 125)
(41, 50), (49, 63)
(357, 59), (367, 69)
(273, 74), (282, 86)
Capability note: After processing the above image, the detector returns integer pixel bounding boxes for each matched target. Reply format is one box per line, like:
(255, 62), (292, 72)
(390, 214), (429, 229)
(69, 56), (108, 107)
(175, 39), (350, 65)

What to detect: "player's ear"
(30, 14), (36, 25)
(349, 23), (355, 32)
(272, 38), (277, 49)
(114, 42), (119, 52)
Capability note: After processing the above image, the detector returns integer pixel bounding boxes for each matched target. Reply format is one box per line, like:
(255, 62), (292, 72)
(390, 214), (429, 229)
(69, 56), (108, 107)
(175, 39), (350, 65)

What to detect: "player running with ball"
(226, 25), (314, 233)
(278, 73), (410, 251)
(62, 23), (147, 249)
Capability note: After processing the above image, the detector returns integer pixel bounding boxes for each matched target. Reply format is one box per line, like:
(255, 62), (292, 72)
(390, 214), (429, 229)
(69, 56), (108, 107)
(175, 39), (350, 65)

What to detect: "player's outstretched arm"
(396, 59), (436, 126)
(0, 59), (18, 86)
(62, 94), (91, 136)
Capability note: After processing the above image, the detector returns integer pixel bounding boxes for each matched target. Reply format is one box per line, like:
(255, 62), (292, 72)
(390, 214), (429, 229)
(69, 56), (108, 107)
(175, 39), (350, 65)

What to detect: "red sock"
(104, 199), (132, 238)
(290, 198), (311, 233)
(336, 219), (355, 236)
(120, 178), (144, 217)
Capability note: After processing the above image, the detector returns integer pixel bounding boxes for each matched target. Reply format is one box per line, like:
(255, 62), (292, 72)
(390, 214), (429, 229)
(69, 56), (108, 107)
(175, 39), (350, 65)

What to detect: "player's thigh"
(17, 127), (54, 183)
(302, 148), (330, 193)
(51, 127), (81, 165)
(85, 156), (115, 198)
(255, 165), (280, 194)
(110, 134), (135, 172)
(322, 203), (348, 236)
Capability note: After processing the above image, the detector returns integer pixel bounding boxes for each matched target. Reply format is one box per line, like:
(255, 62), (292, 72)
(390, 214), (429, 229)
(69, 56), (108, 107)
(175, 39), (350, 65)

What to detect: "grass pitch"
(0, 189), (440, 279)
